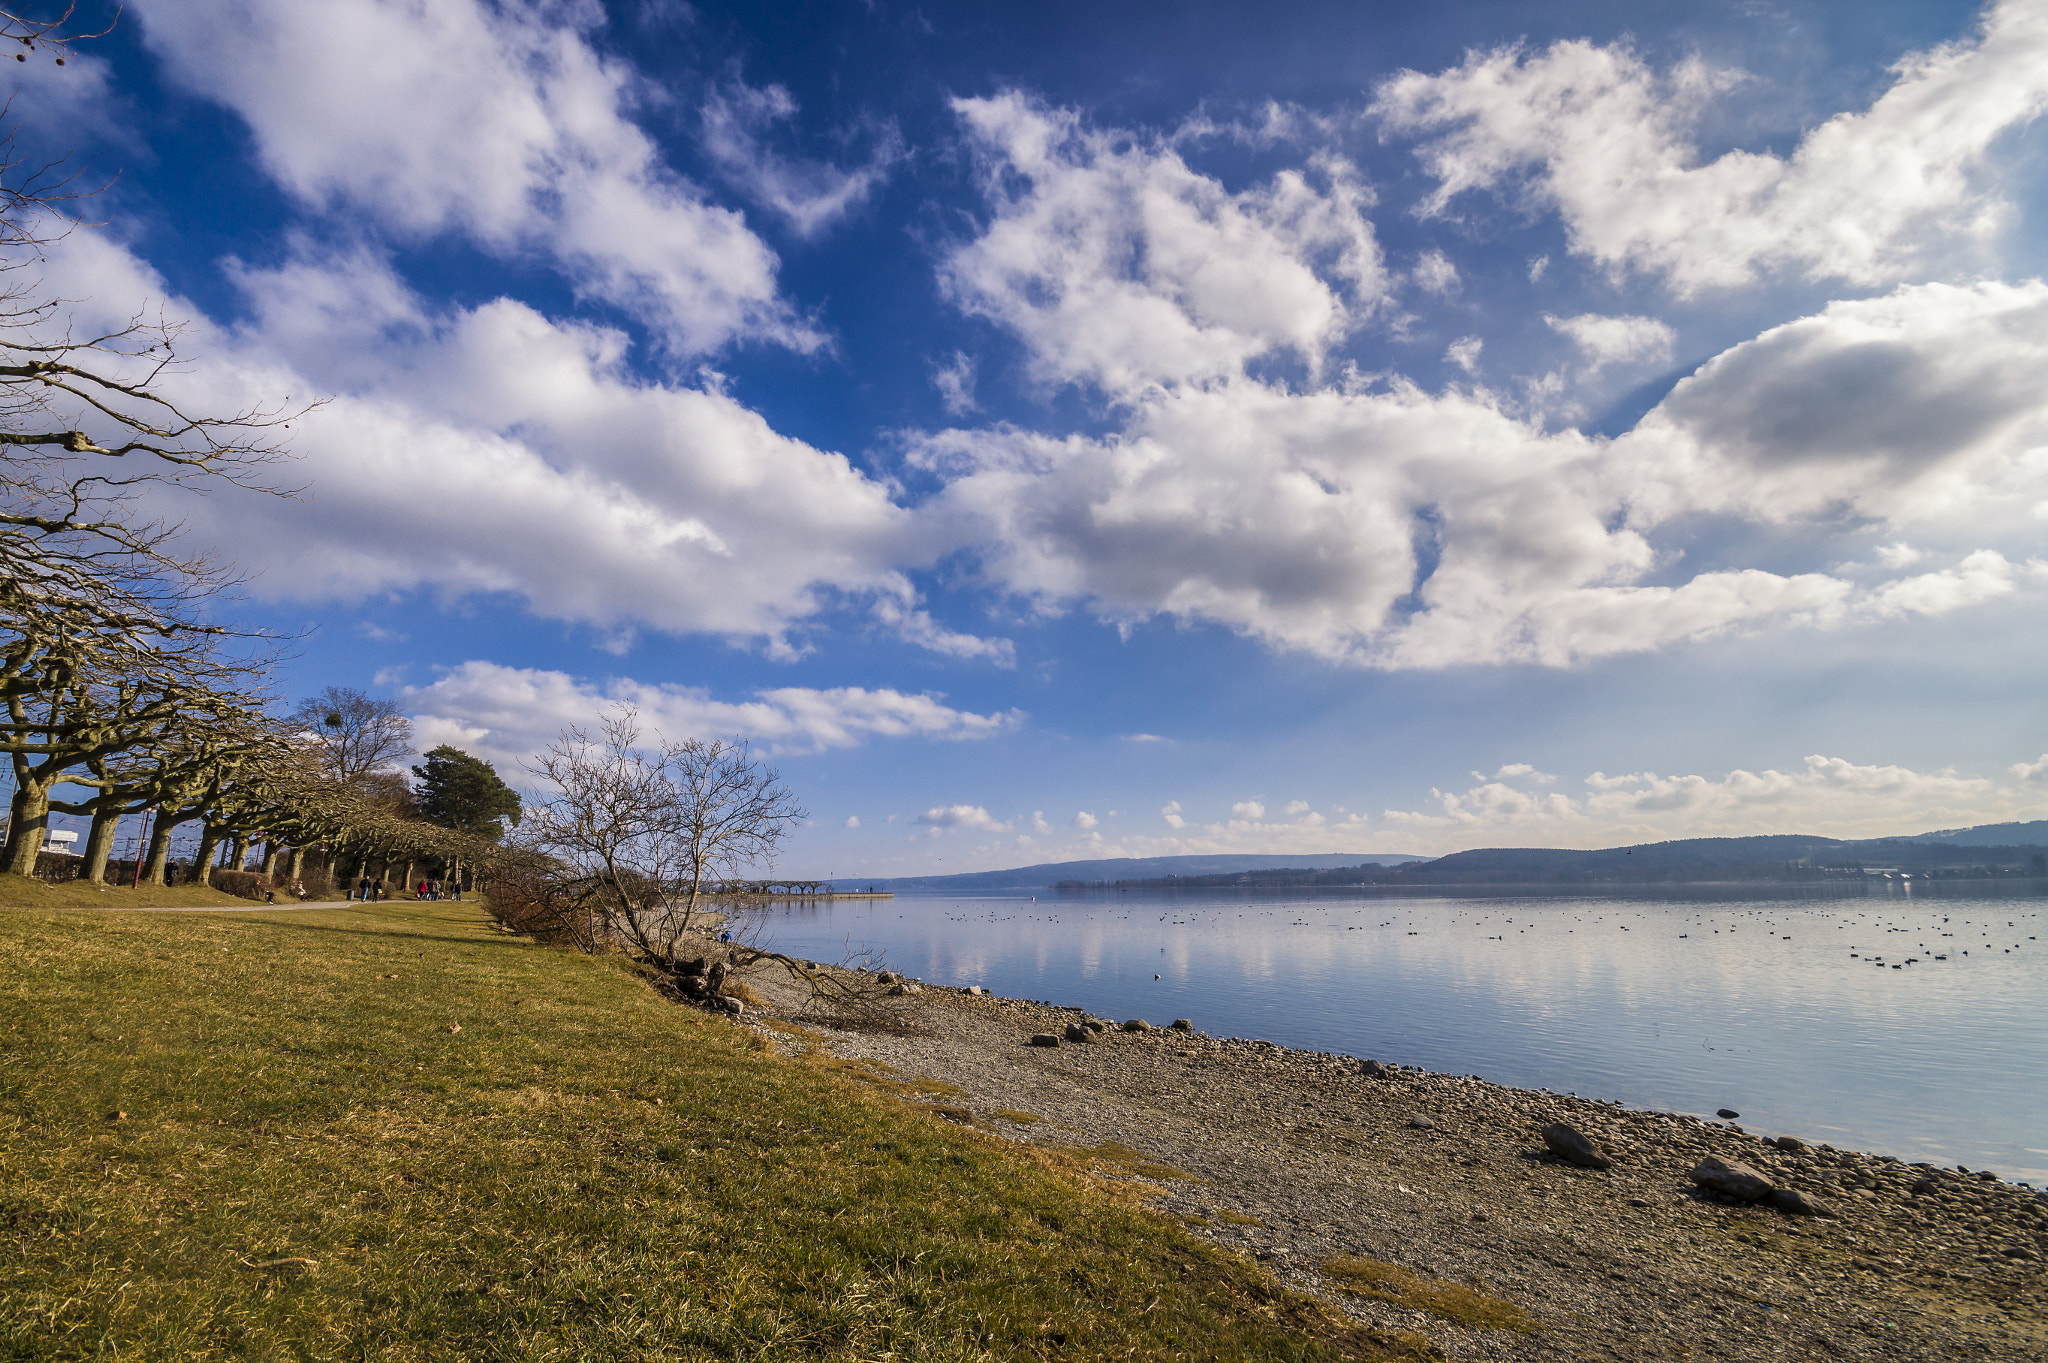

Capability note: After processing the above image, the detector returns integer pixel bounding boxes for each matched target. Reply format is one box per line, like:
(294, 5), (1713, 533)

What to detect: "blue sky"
(21, 0), (2048, 874)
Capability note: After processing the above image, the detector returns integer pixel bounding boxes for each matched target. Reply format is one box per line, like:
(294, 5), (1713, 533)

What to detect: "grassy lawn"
(0, 900), (1416, 1361)
(0, 878), (315, 911)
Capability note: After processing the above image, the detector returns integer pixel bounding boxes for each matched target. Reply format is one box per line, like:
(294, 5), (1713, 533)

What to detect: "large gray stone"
(1692, 1155), (1774, 1201)
(1543, 1122), (1613, 1170)
(1064, 1022), (1096, 1044)
(1120, 1018), (1152, 1032)
(1029, 1033), (1060, 1048)
(1769, 1187), (1835, 1218)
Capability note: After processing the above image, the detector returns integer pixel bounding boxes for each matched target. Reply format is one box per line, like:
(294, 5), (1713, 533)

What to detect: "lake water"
(752, 883), (2048, 1184)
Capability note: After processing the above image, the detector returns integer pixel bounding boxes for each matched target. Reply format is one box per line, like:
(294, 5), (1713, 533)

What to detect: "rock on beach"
(1543, 1121), (1613, 1169)
(1691, 1154), (1773, 1201)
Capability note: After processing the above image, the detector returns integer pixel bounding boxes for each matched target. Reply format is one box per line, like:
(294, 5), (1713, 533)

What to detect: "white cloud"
(1031, 810), (1052, 834)
(1544, 312), (1675, 375)
(404, 660), (1021, 767)
(1161, 800), (1185, 829)
(135, 0), (813, 355)
(917, 805), (1011, 832)
(1381, 752), (2048, 852)
(1071, 810), (1099, 830)
(869, 584), (1016, 664)
(942, 91), (1387, 396)
(699, 76), (900, 238)
(1231, 799), (1266, 820)
(1412, 249), (1459, 295)
(922, 254), (2048, 667)
(37, 234), (922, 648)
(932, 351), (979, 415)
(1622, 280), (2048, 528)
(2013, 755), (2048, 784)
(843, 815), (861, 828)
(1283, 799), (1312, 816)
(1373, 1), (2048, 294)
(1445, 336), (1483, 374)
(1866, 549), (2038, 618)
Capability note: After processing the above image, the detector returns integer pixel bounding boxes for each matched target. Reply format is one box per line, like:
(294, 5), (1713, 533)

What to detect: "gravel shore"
(740, 963), (2047, 1361)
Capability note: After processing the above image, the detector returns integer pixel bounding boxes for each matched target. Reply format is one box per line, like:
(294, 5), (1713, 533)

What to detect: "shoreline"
(747, 964), (2047, 1361)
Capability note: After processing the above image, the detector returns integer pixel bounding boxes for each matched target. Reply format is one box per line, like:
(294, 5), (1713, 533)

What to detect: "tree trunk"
(191, 822), (223, 888)
(3, 774), (51, 877)
(260, 842), (281, 877)
(286, 845), (306, 883)
(142, 817), (178, 887)
(82, 809), (120, 884)
(400, 860), (415, 895)
(228, 834), (250, 874)
(681, 867), (703, 933)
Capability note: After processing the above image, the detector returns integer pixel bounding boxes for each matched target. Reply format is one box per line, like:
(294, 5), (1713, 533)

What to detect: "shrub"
(484, 859), (604, 950)
(210, 869), (275, 902)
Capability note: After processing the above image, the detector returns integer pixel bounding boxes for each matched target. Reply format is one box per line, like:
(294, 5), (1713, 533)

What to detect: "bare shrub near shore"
(513, 710), (805, 974)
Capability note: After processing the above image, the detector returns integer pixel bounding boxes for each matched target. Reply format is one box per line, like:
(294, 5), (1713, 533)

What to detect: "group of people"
(348, 876), (462, 902)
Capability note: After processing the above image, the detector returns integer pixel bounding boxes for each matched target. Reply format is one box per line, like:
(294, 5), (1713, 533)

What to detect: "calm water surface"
(755, 884), (2048, 1183)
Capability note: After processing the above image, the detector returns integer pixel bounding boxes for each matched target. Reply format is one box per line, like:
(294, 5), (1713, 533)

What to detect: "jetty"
(710, 880), (891, 899)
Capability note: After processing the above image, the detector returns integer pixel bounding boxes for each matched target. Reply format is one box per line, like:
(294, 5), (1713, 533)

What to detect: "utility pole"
(129, 807), (155, 889)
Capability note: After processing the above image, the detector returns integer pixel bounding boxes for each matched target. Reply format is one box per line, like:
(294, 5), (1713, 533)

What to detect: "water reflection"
(753, 884), (2048, 1183)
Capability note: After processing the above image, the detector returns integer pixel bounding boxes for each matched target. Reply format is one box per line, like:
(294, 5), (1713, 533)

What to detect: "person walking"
(356, 875), (373, 902)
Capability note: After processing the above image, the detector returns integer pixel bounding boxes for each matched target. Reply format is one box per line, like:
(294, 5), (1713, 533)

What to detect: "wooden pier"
(708, 880), (891, 899)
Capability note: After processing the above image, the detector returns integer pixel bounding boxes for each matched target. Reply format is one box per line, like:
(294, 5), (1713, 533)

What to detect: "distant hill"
(1912, 820), (2048, 846)
(1055, 830), (2048, 890)
(825, 852), (1423, 892)
(821, 818), (2048, 892)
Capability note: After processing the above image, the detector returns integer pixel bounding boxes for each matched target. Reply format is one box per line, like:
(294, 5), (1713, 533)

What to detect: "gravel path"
(741, 964), (2047, 1362)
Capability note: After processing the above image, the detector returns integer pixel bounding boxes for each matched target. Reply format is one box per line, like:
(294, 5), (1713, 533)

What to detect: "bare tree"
(669, 734), (805, 932)
(518, 709), (805, 968)
(289, 686), (412, 789)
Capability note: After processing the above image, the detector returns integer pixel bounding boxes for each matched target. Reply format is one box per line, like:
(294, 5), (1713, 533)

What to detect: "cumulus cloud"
(1622, 280), (2048, 528)
(843, 815), (861, 828)
(1372, 1), (2048, 294)
(1071, 810), (1099, 829)
(942, 91), (1387, 396)
(135, 0), (813, 354)
(34, 232), (934, 649)
(1231, 799), (1266, 820)
(924, 165), (2048, 668)
(404, 660), (1021, 767)
(1161, 800), (1186, 829)
(1380, 753), (2048, 851)
(1544, 312), (1675, 375)
(699, 75), (901, 238)
(917, 805), (1011, 832)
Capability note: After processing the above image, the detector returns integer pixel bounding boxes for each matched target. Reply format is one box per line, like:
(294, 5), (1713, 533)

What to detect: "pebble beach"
(745, 963), (2048, 1361)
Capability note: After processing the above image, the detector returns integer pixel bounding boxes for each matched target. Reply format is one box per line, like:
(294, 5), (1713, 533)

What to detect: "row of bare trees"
(0, 24), (505, 892)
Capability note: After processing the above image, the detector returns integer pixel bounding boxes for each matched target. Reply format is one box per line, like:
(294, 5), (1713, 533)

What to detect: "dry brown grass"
(2, 899), (1425, 1361)
(1322, 1255), (1543, 1334)
(0, 877), (292, 911)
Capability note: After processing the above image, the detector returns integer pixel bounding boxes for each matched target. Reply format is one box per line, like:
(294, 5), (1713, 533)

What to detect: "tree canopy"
(412, 744), (521, 841)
